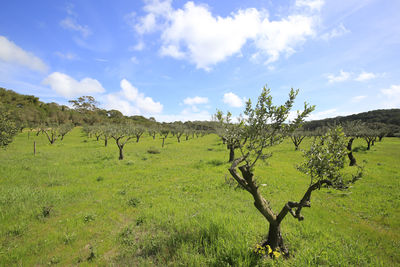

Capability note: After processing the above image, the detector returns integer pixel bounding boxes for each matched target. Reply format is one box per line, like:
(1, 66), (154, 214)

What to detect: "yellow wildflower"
(272, 251), (281, 259)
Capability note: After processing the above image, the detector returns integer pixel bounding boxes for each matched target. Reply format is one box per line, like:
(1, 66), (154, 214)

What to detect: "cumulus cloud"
(42, 72), (105, 98)
(0, 36), (48, 72)
(55, 51), (79, 60)
(327, 70), (380, 83)
(381, 85), (400, 108)
(130, 41), (145, 51)
(133, 0), (319, 70)
(223, 92), (245, 107)
(183, 96), (208, 105)
(154, 109), (211, 122)
(327, 70), (351, 83)
(60, 5), (91, 38)
(355, 71), (377, 81)
(307, 108), (343, 121)
(321, 23), (350, 41)
(296, 0), (324, 11)
(104, 79), (163, 115)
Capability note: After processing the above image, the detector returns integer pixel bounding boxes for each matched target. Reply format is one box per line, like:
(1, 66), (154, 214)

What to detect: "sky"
(0, 0), (399, 122)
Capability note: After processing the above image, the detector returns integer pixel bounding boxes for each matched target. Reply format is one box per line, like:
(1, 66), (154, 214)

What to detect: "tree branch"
(228, 157), (250, 192)
(277, 179), (332, 223)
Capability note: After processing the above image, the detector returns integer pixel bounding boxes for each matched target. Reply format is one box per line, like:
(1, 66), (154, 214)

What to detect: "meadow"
(0, 128), (399, 266)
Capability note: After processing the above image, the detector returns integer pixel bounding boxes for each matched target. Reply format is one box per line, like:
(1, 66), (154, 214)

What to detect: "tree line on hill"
(1, 86), (399, 151)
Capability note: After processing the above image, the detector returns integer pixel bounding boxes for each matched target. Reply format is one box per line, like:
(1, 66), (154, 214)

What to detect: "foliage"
(231, 87), (314, 168)
(297, 126), (349, 189)
(0, 106), (18, 148)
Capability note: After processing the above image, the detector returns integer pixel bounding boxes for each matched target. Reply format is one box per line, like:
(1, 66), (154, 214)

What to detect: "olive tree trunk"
(347, 138), (357, 166)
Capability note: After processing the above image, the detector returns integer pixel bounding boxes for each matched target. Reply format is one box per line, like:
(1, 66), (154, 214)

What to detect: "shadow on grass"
(116, 221), (261, 266)
(353, 146), (368, 153)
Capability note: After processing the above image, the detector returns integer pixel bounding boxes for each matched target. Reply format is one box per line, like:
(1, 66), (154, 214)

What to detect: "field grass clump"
(127, 197), (140, 207)
(147, 147), (161, 154)
(0, 128), (399, 266)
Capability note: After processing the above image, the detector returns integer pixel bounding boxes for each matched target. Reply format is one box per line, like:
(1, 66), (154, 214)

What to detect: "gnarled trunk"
(228, 145), (235, 162)
(264, 222), (286, 253)
(347, 138), (357, 166)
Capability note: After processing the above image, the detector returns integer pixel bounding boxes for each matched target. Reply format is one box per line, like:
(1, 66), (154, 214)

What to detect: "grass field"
(0, 128), (399, 266)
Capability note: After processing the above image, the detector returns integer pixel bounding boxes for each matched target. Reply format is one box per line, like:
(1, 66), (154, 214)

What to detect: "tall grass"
(0, 128), (399, 266)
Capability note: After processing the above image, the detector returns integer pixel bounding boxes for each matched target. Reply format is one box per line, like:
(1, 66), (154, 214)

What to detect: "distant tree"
(174, 125), (184, 143)
(148, 126), (159, 140)
(68, 96), (98, 112)
(342, 121), (364, 166)
(59, 123), (74, 140)
(184, 129), (191, 141)
(133, 126), (145, 143)
(106, 124), (135, 160)
(289, 127), (308, 150)
(94, 125), (104, 141)
(0, 106), (18, 148)
(68, 96), (102, 125)
(361, 124), (379, 150)
(106, 109), (125, 123)
(41, 124), (63, 145)
(214, 111), (241, 162)
(100, 124), (111, 147)
(160, 128), (169, 148)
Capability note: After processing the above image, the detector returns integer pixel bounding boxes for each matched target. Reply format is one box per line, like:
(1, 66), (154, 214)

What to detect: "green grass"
(0, 128), (399, 266)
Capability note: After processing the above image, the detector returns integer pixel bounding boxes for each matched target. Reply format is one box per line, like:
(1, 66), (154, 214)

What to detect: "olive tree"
(41, 123), (72, 144)
(361, 124), (379, 150)
(59, 123), (74, 140)
(133, 126), (145, 143)
(223, 87), (314, 256)
(342, 121), (364, 166)
(106, 124), (135, 160)
(160, 128), (169, 148)
(214, 111), (241, 162)
(289, 127), (308, 151)
(225, 86), (362, 257)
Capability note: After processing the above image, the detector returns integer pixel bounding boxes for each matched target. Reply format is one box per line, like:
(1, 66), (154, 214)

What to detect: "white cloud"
(183, 96), (209, 105)
(135, 13), (157, 34)
(154, 108), (211, 122)
(131, 41), (145, 51)
(321, 23), (350, 41)
(42, 72), (105, 98)
(103, 79), (163, 115)
(327, 70), (351, 83)
(307, 108), (342, 121)
(355, 71), (377, 81)
(60, 17), (91, 38)
(327, 70), (380, 83)
(133, 0), (319, 70)
(351, 95), (367, 103)
(160, 45), (185, 59)
(223, 92), (245, 107)
(255, 14), (315, 64)
(296, 0), (324, 11)
(0, 36), (48, 72)
(55, 51), (78, 60)
(381, 85), (400, 108)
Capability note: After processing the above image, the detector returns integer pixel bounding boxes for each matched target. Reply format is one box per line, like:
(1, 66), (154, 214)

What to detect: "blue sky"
(0, 0), (399, 122)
